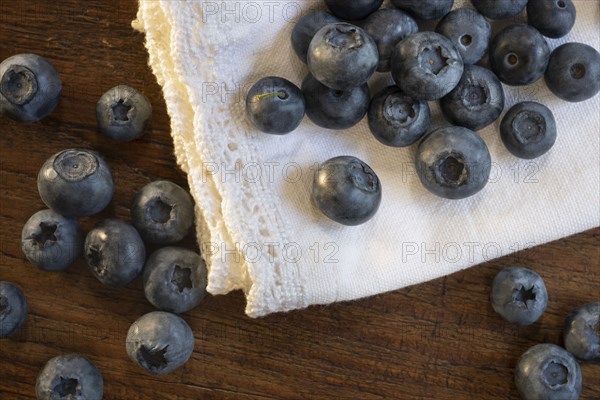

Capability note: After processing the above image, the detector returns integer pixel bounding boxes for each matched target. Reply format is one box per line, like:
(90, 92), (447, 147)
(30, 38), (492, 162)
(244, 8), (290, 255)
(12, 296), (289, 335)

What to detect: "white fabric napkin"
(132, 0), (600, 317)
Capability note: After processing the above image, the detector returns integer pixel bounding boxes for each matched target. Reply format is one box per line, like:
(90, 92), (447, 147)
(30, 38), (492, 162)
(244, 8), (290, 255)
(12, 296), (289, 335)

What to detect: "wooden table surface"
(1, 1), (598, 399)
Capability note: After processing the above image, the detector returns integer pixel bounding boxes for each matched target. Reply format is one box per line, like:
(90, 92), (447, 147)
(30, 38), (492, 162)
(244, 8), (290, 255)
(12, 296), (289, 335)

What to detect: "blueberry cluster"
(246, 0), (600, 226)
(0, 54), (207, 395)
(490, 266), (599, 399)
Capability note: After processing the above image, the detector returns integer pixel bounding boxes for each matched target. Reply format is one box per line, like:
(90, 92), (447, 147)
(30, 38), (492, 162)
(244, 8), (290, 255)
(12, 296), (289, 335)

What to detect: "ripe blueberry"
(390, 0), (454, 20)
(500, 102), (557, 159)
(35, 354), (104, 400)
(563, 302), (600, 363)
(527, 0), (576, 39)
(0, 281), (28, 338)
(545, 42), (600, 102)
(472, 0), (527, 20)
(291, 12), (340, 64)
(435, 8), (490, 65)
(324, 0), (383, 21)
(96, 85), (152, 141)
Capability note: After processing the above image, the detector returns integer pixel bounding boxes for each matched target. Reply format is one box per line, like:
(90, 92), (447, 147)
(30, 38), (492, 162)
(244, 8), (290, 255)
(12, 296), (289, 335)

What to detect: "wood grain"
(0, 1), (598, 399)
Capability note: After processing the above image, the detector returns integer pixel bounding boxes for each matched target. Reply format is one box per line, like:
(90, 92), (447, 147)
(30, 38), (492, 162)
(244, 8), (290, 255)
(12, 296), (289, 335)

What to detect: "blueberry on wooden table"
(415, 126), (491, 199)
(301, 73), (370, 130)
(324, 0), (383, 21)
(307, 23), (378, 91)
(84, 219), (146, 288)
(291, 11), (340, 64)
(515, 344), (582, 400)
(362, 8), (418, 72)
(126, 311), (195, 375)
(245, 76), (305, 135)
(471, 0), (528, 20)
(390, 0), (454, 20)
(440, 64), (505, 131)
(435, 8), (490, 65)
(391, 32), (464, 101)
(491, 266), (548, 326)
(563, 302), (600, 363)
(527, 0), (576, 39)
(313, 156), (382, 226)
(545, 42), (600, 103)
(35, 354), (104, 400)
(500, 102), (557, 159)
(143, 247), (207, 314)
(96, 85), (152, 141)
(131, 180), (195, 244)
(0, 53), (61, 122)
(37, 149), (114, 218)
(368, 86), (430, 147)
(0, 281), (28, 338)
(489, 24), (551, 86)
(21, 209), (83, 272)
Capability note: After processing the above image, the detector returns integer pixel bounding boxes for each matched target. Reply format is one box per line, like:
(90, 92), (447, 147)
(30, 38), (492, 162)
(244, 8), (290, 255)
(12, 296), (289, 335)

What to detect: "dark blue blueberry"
(390, 0), (454, 20)
(291, 12), (340, 64)
(126, 311), (194, 375)
(131, 180), (195, 244)
(368, 86), (430, 147)
(435, 8), (490, 65)
(545, 42), (600, 103)
(0, 54), (61, 123)
(313, 156), (382, 226)
(563, 302), (600, 363)
(21, 209), (83, 272)
(363, 9), (418, 72)
(515, 344), (582, 400)
(440, 65), (505, 131)
(246, 76), (305, 134)
(301, 73), (369, 130)
(324, 0), (383, 21)
(35, 354), (103, 400)
(307, 23), (378, 91)
(143, 247), (207, 314)
(500, 102), (557, 159)
(472, 0), (527, 19)
(0, 281), (27, 338)
(96, 85), (152, 141)
(37, 149), (114, 218)
(489, 24), (550, 86)
(391, 32), (464, 100)
(491, 266), (548, 325)
(527, 0), (576, 39)
(84, 219), (146, 288)
(415, 126), (491, 199)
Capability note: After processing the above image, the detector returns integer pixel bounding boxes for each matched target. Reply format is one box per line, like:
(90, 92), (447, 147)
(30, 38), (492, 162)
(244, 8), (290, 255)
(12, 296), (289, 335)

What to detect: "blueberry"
(126, 311), (194, 375)
(35, 354), (103, 400)
(368, 86), (430, 147)
(489, 24), (551, 86)
(131, 180), (195, 244)
(500, 102), (557, 159)
(313, 156), (382, 226)
(307, 23), (378, 91)
(363, 9), (418, 72)
(563, 302), (600, 363)
(390, 0), (454, 20)
(21, 209), (83, 272)
(143, 247), (207, 314)
(440, 65), (505, 131)
(415, 126), (491, 199)
(246, 76), (305, 134)
(527, 0), (576, 39)
(435, 8), (491, 65)
(301, 73), (370, 130)
(324, 0), (383, 21)
(545, 42), (600, 103)
(0, 54), (61, 122)
(391, 32), (464, 101)
(515, 344), (582, 400)
(84, 219), (146, 288)
(471, 0), (528, 20)
(491, 266), (548, 325)
(37, 149), (114, 218)
(96, 85), (152, 141)
(291, 12), (340, 64)
(0, 281), (27, 338)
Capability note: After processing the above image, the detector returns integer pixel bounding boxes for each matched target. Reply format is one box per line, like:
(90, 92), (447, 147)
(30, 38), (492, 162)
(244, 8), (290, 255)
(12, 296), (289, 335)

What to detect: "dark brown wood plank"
(1, 1), (598, 399)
